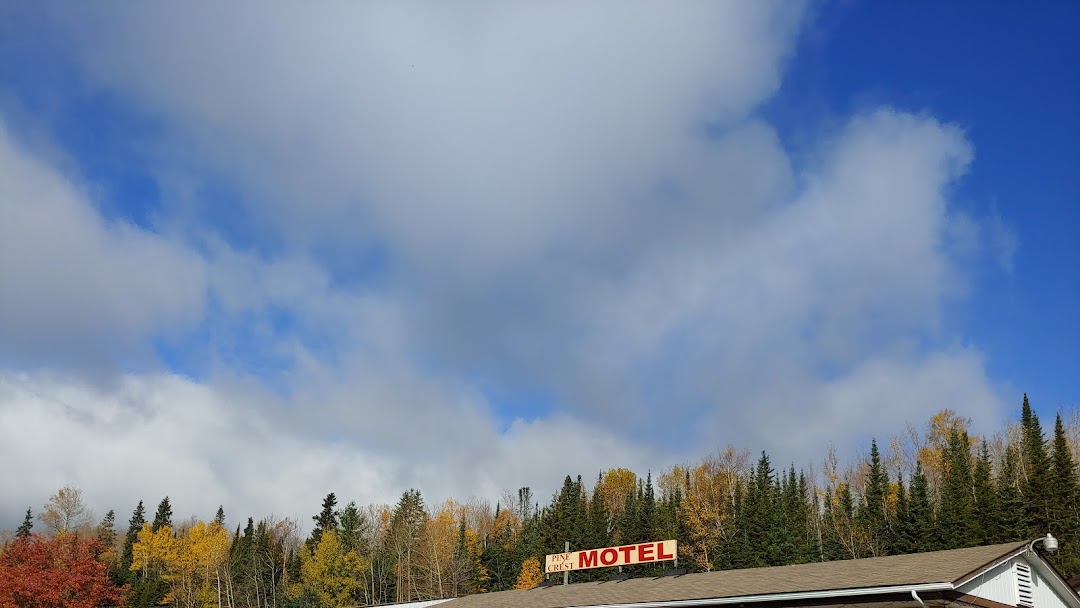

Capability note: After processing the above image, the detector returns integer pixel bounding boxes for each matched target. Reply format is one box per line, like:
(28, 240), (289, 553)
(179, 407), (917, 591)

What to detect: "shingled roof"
(440, 541), (1031, 608)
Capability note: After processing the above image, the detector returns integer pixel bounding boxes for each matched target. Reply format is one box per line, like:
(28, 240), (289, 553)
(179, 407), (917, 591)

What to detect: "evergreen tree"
(214, 505), (225, 527)
(769, 467), (796, 565)
(793, 471), (814, 563)
(1050, 413), (1080, 576)
(972, 440), (999, 545)
(742, 452), (776, 567)
(937, 430), (977, 549)
(909, 462), (934, 551)
(836, 482), (856, 558)
(1020, 394), (1053, 535)
(1050, 414), (1080, 531)
(640, 472), (659, 542)
(151, 497), (172, 532)
(726, 480), (751, 568)
(587, 473), (611, 551)
(311, 492), (339, 546)
(122, 500), (146, 580)
(858, 440), (889, 555)
(996, 445), (1025, 541)
(96, 509), (117, 547)
(16, 507), (33, 539)
(891, 475), (913, 554)
(339, 500), (368, 554)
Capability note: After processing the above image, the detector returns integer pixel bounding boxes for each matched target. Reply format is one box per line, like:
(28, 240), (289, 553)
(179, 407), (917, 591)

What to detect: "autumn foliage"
(0, 532), (127, 608)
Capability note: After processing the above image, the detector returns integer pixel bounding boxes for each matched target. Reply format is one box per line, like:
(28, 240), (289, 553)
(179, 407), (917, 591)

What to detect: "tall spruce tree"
(16, 507), (33, 538)
(1020, 394), (1053, 536)
(937, 430), (977, 549)
(891, 475), (913, 554)
(122, 500), (146, 580)
(996, 445), (1025, 541)
(311, 492), (339, 546)
(151, 497), (172, 532)
(742, 452), (776, 567)
(587, 473), (611, 552)
(859, 440), (890, 555)
(1050, 413), (1080, 576)
(909, 462), (934, 551)
(96, 510), (117, 547)
(972, 440), (1000, 545)
(214, 505), (225, 527)
(339, 500), (369, 554)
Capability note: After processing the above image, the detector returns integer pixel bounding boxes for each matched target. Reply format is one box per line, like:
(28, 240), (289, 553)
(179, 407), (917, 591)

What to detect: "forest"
(1, 395), (1078, 608)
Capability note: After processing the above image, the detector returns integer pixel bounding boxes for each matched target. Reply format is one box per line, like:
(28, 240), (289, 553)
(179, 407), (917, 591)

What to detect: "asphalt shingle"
(439, 541), (1029, 608)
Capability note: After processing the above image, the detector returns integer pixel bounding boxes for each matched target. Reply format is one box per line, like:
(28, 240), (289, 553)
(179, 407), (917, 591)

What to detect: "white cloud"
(0, 370), (654, 531)
(0, 2), (1020, 530)
(0, 121), (207, 366)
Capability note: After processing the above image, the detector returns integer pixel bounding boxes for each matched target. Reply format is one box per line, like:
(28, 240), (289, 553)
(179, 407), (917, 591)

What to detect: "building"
(387, 541), (1080, 608)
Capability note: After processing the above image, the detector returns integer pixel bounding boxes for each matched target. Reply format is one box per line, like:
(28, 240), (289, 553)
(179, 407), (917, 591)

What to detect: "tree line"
(2, 395), (1078, 608)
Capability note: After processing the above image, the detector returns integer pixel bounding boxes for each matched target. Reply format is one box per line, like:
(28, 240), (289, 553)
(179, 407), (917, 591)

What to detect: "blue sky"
(773, 2), (1079, 411)
(0, 2), (1077, 527)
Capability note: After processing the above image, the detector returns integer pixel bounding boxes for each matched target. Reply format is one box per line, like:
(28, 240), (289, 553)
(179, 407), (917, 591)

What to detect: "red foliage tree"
(0, 533), (127, 608)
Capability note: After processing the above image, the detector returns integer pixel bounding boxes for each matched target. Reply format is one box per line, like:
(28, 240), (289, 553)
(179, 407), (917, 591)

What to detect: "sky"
(1, 2), (1077, 532)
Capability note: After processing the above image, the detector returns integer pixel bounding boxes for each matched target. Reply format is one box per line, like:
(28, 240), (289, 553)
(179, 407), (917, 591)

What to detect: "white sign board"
(544, 540), (677, 573)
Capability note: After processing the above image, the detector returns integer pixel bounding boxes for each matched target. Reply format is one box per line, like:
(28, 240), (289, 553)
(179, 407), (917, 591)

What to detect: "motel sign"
(545, 540), (677, 573)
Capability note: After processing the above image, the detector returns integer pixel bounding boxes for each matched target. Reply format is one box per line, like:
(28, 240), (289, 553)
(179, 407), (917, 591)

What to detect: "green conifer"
(909, 462), (934, 551)
(1020, 394), (1053, 535)
(891, 475), (913, 554)
(122, 500), (146, 581)
(16, 507), (33, 538)
(1050, 413), (1080, 576)
(972, 440), (999, 544)
(937, 430), (977, 549)
(996, 445), (1025, 541)
(151, 497), (172, 532)
(859, 440), (890, 555)
(310, 492), (339, 546)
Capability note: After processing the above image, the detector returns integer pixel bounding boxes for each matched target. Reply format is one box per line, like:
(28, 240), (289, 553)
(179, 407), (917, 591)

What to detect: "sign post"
(563, 541), (569, 586)
(545, 540), (678, 575)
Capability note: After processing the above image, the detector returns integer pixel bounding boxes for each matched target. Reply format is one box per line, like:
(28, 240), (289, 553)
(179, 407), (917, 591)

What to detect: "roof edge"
(951, 542), (1030, 588)
(565, 582), (955, 608)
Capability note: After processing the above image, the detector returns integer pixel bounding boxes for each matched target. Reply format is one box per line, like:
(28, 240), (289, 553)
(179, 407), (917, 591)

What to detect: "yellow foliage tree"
(300, 529), (365, 607)
(160, 520), (230, 608)
(513, 556), (543, 590)
(131, 523), (177, 579)
(595, 468), (637, 529)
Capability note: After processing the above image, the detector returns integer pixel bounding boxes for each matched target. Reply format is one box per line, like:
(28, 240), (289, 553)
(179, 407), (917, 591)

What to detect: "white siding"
(961, 557), (1017, 605)
(959, 554), (1076, 608)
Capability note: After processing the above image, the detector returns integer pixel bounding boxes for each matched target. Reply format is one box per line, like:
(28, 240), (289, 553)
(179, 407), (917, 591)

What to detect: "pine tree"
(891, 475), (913, 554)
(16, 507), (33, 539)
(122, 500), (146, 580)
(742, 452), (776, 567)
(151, 497), (172, 532)
(996, 445), (1025, 541)
(640, 472), (659, 542)
(311, 492), (339, 546)
(1020, 394), (1053, 536)
(937, 430), (977, 549)
(587, 473), (611, 551)
(96, 510), (117, 548)
(859, 440), (889, 555)
(909, 462), (934, 551)
(339, 500), (368, 554)
(1050, 413), (1080, 576)
(214, 505), (225, 527)
(972, 440), (999, 545)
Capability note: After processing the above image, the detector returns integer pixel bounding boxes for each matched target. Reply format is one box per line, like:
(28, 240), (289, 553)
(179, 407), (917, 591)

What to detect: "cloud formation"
(0, 2), (1015, 528)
